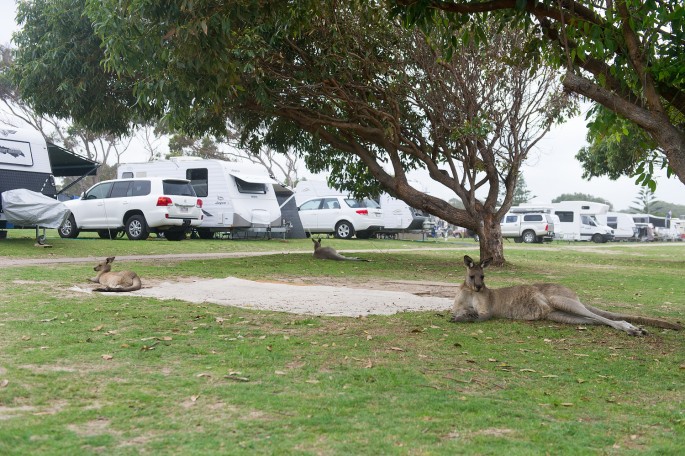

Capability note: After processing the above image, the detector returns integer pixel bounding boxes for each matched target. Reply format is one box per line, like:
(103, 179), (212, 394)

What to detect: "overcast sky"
(2, 0), (683, 211)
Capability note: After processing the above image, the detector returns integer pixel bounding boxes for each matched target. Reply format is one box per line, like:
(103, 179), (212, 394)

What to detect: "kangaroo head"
(94, 256), (116, 272)
(463, 255), (492, 292)
(312, 238), (322, 250)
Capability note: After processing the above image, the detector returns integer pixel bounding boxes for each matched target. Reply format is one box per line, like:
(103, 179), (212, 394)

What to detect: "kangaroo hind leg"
(548, 296), (647, 336)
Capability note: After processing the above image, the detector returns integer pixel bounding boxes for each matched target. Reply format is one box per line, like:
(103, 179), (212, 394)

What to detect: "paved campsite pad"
(123, 277), (456, 317)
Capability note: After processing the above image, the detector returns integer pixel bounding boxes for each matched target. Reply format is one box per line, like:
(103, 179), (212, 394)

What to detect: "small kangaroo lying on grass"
(89, 256), (142, 292)
(312, 238), (369, 262)
(451, 255), (681, 336)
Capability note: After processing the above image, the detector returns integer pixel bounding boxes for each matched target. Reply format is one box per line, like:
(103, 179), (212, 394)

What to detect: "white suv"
(298, 196), (383, 239)
(59, 178), (203, 241)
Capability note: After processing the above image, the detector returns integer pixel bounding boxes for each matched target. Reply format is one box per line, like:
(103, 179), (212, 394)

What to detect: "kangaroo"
(451, 255), (682, 336)
(89, 256), (142, 292)
(312, 238), (369, 262)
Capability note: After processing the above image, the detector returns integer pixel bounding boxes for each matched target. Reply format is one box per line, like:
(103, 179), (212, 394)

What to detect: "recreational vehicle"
(118, 158), (286, 238)
(551, 201), (614, 243)
(595, 212), (638, 241)
(1, 126), (99, 238)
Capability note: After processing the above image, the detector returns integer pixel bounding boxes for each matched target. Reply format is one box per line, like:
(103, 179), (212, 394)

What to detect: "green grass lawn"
(0, 234), (683, 455)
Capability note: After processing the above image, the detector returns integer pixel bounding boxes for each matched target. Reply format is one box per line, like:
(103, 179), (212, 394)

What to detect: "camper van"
(1, 126), (98, 238)
(551, 201), (614, 242)
(118, 158), (285, 238)
(595, 212), (638, 241)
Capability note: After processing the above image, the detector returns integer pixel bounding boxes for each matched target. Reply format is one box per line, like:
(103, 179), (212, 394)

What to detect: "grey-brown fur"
(451, 255), (681, 336)
(312, 238), (369, 261)
(89, 256), (142, 292)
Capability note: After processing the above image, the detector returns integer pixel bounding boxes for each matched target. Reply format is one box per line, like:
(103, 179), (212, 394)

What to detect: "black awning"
(47, 142), (100, 177)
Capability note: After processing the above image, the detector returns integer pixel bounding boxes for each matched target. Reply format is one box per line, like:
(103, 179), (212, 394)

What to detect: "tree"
(11, 1), (571, 264)
(629, 188), (664, 215)
(391, 0), (685, 190)
(552, 193), (613, 210)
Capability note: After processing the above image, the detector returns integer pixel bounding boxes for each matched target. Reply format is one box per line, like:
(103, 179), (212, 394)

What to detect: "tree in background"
(391, 0), (685, 190)
(11, 2), (572, 264)
(552, 193), (613, 210)
(629, 189), (664, 215)
(499, 175), (535, 206)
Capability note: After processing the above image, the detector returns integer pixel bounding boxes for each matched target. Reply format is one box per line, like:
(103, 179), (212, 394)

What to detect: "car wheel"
(591, 233), (604, 243)
(58, 214), (80, 239)
(334, 220), (354, 239)
(125, 215), (150, 240)
(522, 230), (537, 244)
(164, 230), (187, 241)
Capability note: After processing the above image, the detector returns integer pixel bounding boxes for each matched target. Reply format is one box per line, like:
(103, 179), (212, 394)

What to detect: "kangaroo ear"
(463, 255), (475, 268)
(106, 257), (115, 264)
(480, 258), (493, 268)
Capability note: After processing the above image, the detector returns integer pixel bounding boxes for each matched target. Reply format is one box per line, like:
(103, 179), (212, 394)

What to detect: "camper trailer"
(1, 126), (98, 238)
(551, 201), (614, 243)
(595, 212), (638, 241)
(118, 158), (286, 238)
(378, 193), (428, 232)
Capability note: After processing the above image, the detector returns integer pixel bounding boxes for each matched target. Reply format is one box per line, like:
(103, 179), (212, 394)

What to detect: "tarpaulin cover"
(1, 189), (70, 228)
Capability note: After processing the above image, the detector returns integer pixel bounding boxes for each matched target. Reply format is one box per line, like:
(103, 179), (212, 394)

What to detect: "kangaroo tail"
(585, 305), (682, 330)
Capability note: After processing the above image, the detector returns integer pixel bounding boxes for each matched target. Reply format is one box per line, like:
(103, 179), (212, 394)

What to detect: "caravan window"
(556, 211), (574, 223)
(607, 216), (618, 229)
(186, 168), (208, 197)
(235, 177), (267, 194)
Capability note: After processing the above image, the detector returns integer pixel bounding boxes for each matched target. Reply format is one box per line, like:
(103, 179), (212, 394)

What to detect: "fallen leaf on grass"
(0, 379), (8, 388)
(560, 403), (574, 407)
(305, 379), (320, 384)
(364, 360), (373, 369)
(542, 375), (558, 378)
(91, 325), (104, 332)
(101, 354), (113, 360)
(275, 370), (287, 375)
(21, 335), (31, 341)
(196, 373), (212, 378)
(520, 369), (536, 373)
(190, 395), (199, 402)
(389, 347), (405, 352)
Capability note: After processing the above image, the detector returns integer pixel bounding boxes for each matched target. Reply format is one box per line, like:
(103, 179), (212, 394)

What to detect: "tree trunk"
(477, 212), (505, 266)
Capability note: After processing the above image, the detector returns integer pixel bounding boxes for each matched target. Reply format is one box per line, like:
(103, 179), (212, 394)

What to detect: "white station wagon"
(59, 177), (203, 241)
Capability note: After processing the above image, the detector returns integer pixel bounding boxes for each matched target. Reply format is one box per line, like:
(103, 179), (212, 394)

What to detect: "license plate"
(180, 207), (188, 213)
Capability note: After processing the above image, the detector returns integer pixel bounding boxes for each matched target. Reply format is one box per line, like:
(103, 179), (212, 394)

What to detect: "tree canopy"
(391, 0), (685, 189)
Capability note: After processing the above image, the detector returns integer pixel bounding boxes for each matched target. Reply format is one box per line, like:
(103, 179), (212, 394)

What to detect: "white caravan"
(551, 201), (614, 243)
(118, 158), (284, 238)
(1, 126), (98, 238)
(595, 212), (638, 241)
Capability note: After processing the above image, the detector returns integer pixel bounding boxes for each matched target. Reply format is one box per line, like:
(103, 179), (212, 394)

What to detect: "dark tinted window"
(556, 211), (574, 223)
(187, 168), (208, 197)
(163, 180), (196, 196)
(523, 214), (543, 222)
(322, 198), (341, 209)
(130, 180), (151, 197)
(504, 215), (518, 223)
(121, 172), (134, 178)
(85, 182), (113, 200)
(235, 177), (267, 194)
(110, 181), (131, 198)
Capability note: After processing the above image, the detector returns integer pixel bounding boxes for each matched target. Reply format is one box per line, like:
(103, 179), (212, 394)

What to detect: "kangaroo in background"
(451, 255), (681, 336)
(89, 256), (142, 292)
(312, 238), (369, 262)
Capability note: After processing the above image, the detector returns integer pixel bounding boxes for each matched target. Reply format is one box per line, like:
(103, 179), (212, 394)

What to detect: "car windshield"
(163, 180), (197, 196)
(344, 198), (380, 209)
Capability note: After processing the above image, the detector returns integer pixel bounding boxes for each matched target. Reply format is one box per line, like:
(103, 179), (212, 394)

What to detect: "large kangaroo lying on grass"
(312, 238), (369, 262)
(89, 256), (142, 292)
(451, 255), (681, 336)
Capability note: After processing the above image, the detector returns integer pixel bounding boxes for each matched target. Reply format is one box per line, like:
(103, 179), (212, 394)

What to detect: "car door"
(298, 199), (323, 231)
(500, 214), (519, 236)
(76, 182), (114, 228)
(103, 180), (133, 228)
(317, 197), (343, 231)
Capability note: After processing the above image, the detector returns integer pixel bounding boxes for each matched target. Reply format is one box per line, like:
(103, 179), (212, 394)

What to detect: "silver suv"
(298, 196), (383, 239)
(59, 178), (203, 241)
(501, 212), (555, 243)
